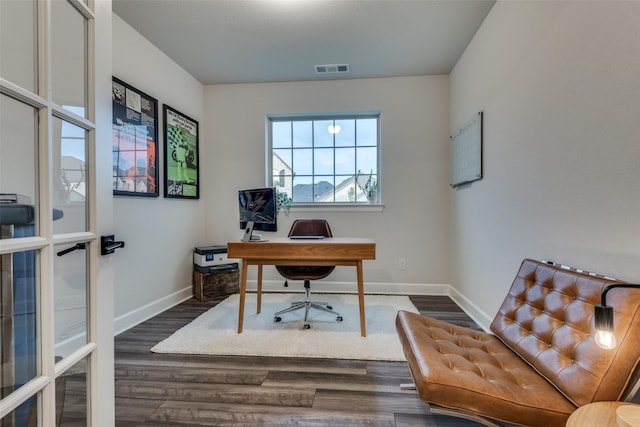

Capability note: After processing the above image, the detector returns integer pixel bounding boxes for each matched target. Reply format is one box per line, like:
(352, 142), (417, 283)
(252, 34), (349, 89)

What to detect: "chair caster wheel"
(327, 305), (333, 310)
(337, 316), (343, 322)
(274, 316), (282, 323)
(303, 324), (311, 329)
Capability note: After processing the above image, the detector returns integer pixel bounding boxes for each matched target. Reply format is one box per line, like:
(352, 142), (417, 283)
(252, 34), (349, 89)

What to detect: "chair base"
(274, 283), (342, 329)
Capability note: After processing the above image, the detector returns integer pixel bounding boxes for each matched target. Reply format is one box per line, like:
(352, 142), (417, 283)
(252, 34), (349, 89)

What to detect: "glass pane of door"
(0, 248), (39, 398)
(53, 243), (87, 357)
(53, 118), (87, 234)
(58, 356), (88, 426)
(4, 393), (39, 427)
(0, 95), (38, 229)
(51, 0), (87, 116)
(0, 0), (37, 92)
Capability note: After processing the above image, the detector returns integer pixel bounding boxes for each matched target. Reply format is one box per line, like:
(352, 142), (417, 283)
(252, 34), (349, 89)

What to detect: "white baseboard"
(113, 280), (494, 336)
(114, 286), (193, 336)
(448, 287), (493, 332)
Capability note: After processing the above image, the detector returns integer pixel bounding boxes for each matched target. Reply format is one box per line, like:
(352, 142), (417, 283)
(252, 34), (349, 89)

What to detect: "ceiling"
(112, 0), (495, 85)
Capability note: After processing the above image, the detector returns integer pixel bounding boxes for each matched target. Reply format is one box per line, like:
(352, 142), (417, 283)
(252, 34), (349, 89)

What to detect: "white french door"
(0, 0), (114, 426)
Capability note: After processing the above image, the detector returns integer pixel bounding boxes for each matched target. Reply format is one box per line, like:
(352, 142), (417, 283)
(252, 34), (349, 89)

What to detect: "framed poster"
(163, 105), (200, 199)
(112, 77), (159, 197)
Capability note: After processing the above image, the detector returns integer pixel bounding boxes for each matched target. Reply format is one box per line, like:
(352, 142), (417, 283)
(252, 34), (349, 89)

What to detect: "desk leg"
(256, 265), (263, 314)
(356, 260), (366, 337)
(237, 259), (248, 333)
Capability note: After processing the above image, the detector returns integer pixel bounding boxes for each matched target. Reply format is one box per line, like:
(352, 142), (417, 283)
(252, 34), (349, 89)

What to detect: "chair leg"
(309, 302), (342, 317)
(274, 301), (305, 317)
(303, 300), (311, 329)
(273, 280), (342, 328)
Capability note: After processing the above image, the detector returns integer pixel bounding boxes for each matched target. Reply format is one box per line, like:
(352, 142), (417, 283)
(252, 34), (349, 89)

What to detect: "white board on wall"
(450, 111), (483, 188)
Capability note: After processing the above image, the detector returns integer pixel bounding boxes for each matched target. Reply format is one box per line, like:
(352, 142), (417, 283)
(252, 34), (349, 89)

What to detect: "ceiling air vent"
(314, 64), (350, 74)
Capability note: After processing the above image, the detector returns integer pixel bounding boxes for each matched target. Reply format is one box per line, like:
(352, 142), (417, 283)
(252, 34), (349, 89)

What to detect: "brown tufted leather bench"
(396, 259), (640, 427)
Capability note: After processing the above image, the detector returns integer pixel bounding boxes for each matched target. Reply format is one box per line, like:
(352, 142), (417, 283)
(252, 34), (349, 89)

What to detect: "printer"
(193, 245), (232, 268)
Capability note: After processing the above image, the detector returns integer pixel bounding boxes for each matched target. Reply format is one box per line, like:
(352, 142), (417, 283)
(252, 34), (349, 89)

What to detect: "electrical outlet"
(398, 258), (406, 270)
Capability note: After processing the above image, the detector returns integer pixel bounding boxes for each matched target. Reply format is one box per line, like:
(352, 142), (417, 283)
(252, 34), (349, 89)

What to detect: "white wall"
(203, 76), (450, 293)
(112, 14), (206, 331)
(449, 1), (640, 328)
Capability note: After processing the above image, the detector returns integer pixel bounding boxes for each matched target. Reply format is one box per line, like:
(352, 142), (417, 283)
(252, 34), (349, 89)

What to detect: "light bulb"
(594, 329), (617, 349)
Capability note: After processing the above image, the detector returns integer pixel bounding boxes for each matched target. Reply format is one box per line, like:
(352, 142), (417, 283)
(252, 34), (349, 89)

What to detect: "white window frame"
(267, 112), (381, 210)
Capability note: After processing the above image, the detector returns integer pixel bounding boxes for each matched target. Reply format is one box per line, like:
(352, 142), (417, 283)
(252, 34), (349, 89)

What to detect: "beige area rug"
(151, 293), (419, 361)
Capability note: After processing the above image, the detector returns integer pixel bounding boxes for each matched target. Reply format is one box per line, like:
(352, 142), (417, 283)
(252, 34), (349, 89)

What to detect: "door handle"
(56, 242), (86, 256)
(101, 235), (125, 255)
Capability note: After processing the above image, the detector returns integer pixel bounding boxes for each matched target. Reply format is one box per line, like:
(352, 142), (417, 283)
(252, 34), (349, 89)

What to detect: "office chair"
(274, 219), (343, 329)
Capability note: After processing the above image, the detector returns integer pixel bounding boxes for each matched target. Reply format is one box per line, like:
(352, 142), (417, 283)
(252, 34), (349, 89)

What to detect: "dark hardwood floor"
(113, 294), (484, 426)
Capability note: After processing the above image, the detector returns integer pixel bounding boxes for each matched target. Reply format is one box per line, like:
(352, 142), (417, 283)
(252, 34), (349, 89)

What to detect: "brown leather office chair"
(274, 219), (343, 329)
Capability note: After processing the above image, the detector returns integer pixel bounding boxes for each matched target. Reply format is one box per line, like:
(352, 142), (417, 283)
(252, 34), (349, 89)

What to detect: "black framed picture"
(163, 105), (200, 199)
(111, 77), (159, 197)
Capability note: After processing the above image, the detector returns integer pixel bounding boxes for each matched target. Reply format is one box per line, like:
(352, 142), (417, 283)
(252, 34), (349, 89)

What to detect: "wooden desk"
(227, 237), (376, 336)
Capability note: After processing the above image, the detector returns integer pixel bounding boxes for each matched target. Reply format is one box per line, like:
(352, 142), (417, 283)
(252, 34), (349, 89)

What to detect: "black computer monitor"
(238, 187), (277, 240)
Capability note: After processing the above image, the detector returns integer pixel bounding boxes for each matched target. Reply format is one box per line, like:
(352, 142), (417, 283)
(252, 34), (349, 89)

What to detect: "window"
(269, 113), (380, 205)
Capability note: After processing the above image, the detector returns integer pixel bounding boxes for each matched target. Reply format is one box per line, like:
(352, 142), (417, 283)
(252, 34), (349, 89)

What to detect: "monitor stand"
(241, 221), (266, 242)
